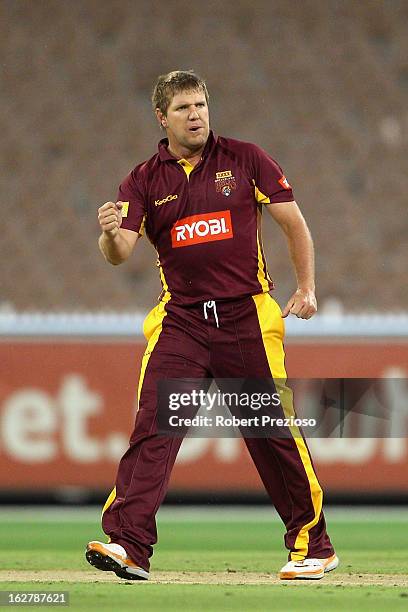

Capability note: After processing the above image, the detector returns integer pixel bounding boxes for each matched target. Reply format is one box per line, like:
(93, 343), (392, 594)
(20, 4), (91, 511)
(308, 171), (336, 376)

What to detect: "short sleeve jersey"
(118, 131), (294, 305)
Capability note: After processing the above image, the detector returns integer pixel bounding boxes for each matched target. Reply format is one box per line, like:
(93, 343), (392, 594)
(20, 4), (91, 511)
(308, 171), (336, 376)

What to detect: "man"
(86, 70), (338, 581)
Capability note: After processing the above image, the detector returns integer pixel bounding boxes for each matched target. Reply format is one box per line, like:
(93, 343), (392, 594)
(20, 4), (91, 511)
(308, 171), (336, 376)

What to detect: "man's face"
(158, 88), (210, 153)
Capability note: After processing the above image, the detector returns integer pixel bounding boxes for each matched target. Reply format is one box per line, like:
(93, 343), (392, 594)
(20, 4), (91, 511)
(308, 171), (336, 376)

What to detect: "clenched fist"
(281, 288), (317, 320)
(98, 201), (124, 237)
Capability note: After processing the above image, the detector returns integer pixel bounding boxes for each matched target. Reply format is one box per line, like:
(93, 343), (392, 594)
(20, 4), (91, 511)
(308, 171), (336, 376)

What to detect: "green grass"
(0, 509), (407, 611)
(1, 582), (407, 612)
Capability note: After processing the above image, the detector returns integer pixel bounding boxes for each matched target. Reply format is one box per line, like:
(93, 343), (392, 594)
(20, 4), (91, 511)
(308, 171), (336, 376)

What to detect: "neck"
(167, 138), (206, 167)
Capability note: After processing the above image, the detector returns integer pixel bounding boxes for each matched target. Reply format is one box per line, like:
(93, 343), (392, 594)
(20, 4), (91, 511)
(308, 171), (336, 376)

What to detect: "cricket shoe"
(85, 541), (149, 580)
(279, 554), (339, 580)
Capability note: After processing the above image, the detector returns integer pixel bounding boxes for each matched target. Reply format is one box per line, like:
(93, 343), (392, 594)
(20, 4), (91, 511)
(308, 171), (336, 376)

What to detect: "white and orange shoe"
(279, 554), (339, 580)
(85, 541), (149, 581)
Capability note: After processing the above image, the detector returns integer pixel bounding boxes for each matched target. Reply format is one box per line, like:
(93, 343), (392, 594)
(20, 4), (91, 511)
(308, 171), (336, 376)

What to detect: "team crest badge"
(215, 170), (236, 197)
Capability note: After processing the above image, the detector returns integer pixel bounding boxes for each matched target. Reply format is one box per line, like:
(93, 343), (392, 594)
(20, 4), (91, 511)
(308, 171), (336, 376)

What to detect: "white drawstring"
(203, 300), (219, 328)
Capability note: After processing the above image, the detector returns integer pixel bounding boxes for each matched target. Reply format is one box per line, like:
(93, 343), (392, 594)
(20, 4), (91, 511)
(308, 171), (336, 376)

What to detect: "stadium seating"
(2, 0), (407, 311)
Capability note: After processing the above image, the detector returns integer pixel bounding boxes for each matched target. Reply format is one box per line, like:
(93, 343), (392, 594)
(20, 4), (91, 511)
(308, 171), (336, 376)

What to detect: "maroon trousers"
(102, 294), (334, 570)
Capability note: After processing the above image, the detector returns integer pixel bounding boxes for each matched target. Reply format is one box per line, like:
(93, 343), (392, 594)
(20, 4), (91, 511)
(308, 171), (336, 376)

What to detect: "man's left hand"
(281, 288), (317, 320)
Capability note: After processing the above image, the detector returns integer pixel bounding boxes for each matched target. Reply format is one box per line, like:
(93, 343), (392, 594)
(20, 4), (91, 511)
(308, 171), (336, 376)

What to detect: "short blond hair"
(152, 70), (209, 115)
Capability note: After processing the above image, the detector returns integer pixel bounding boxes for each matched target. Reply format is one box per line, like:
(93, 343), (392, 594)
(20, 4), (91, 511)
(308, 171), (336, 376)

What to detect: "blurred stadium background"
(1, 0), (408, 507)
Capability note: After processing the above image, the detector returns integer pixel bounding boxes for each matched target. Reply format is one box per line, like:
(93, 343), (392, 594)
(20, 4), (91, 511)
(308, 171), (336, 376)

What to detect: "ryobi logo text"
(155, 194), (178, 207)
(171, 210), (233, 248)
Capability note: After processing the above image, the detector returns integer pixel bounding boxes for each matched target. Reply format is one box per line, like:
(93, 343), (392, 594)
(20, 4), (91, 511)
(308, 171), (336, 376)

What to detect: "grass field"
(0, 507), (407, 611)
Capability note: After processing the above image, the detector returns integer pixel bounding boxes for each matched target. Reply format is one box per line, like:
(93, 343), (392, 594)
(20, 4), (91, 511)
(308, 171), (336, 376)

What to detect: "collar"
(158, 129), (218, 162)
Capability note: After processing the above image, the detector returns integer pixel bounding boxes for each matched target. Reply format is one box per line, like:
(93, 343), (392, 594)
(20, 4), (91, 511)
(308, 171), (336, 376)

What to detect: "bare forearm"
(285, 220), (315, 291)
(99, 231), (133, 265)
(265, 201), (317, 319)
(97, 201), (139, 265)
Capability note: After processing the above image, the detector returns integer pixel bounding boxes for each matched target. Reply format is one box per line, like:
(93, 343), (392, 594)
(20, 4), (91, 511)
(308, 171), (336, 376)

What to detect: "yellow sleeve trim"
(254, 185), (271, 204)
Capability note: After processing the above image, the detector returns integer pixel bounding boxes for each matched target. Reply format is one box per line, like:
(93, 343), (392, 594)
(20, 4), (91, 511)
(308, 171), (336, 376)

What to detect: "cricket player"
(86, 70), (338, 581)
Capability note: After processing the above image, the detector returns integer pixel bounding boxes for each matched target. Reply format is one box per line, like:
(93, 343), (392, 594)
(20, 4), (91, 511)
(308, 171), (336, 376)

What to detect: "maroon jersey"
(118, 131), (294, 305)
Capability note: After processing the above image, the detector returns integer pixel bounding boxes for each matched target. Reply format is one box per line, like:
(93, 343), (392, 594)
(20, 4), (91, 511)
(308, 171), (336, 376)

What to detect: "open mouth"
(189, 126), (202, 132)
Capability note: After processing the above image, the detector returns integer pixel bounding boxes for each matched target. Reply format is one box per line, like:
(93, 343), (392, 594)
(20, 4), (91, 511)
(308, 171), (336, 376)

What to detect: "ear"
(156, 108), (167, 128)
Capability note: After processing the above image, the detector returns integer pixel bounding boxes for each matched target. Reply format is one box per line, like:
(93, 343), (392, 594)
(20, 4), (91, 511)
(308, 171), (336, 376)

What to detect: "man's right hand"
(98, 201), (124, 238)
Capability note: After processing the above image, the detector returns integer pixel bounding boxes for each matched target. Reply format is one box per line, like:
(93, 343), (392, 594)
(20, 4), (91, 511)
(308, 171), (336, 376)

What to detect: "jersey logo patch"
(278, 176), (291, 190)
(155, 194), (178, 207)
(215, 170), (236, 197)
(171, 210), (233, 248)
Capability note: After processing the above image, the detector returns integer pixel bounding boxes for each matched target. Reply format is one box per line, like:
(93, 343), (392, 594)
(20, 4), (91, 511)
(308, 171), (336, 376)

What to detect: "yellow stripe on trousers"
(101, 288), (170, 524)
(252, 292), (323, 561)
(102, 486), (117, 517)
(137, 293), (170, 403)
